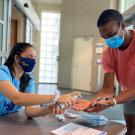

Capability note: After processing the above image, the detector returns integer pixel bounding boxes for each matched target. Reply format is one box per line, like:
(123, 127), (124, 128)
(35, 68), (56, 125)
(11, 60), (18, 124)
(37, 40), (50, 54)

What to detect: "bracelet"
(109, 98), (117, 107)
(52, 91), (60, 104)
(96, 97), (117, 107)
(41, 91), (60, 107)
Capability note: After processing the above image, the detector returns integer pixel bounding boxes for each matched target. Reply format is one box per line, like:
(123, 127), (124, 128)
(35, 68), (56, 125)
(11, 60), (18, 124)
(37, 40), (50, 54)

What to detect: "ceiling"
(32, 0), (63, 5)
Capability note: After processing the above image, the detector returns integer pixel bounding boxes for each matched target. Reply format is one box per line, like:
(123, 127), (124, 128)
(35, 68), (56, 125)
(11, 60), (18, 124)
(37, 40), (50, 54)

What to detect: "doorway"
(10, 4), (26, 50)
(10, 19), (17, 50)
(39, 12), (61, 84)
(71, 37), (94, 91)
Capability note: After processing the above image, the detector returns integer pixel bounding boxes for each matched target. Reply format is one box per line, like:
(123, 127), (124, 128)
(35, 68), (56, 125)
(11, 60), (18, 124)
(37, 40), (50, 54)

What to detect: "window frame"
(0, 0), (11, 65)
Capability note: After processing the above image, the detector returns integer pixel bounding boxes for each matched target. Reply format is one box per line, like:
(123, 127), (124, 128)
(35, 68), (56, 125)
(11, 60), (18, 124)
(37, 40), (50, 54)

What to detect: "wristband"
(109, 98), (117, 107)
(41, 90), (60, 107)
(96, 97), (117, 107)
(52, 90), (60, 104)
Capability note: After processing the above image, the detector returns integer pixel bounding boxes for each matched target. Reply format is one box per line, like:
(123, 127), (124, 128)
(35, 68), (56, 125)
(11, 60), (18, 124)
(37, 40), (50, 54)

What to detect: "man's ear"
(121, 21), (126, 29)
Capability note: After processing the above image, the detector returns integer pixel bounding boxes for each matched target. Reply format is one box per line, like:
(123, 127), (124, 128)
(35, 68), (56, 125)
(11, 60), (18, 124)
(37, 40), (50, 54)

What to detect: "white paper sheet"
(51, 122), (107, 135)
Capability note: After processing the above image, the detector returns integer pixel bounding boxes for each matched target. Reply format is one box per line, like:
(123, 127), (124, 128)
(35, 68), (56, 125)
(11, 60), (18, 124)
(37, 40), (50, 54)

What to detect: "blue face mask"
(19, 57), (36, 72)
(105, 31), (124, 48)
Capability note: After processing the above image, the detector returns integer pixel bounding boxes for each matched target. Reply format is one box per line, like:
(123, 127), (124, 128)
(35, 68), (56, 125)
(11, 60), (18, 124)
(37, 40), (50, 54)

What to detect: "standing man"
(72, 9), (135, 135)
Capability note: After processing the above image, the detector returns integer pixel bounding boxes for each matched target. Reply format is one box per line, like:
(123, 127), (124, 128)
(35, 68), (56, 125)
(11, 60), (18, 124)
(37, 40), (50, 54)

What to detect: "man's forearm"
(94, 88), (115, 99)
(114, 90), (135, 104)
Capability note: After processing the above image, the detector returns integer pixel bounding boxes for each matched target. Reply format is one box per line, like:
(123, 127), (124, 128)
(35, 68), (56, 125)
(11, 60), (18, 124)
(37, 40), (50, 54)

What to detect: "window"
(39, 12), (61, 83)
(0, 0), (4, 52)
(119, 0), (135, 13)
(0, 23), (3, 51)
(26, 19), (33, 44)
(0, 0), (9, 65)
(127, 24), (134, 29)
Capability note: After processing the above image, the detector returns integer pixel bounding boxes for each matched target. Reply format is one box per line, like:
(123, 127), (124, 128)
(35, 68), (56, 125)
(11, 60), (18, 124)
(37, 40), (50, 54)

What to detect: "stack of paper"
(51, 122), (107, 135)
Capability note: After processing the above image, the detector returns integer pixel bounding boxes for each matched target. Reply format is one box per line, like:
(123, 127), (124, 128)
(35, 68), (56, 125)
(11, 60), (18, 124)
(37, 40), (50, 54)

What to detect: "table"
(0, 111), (127, 135)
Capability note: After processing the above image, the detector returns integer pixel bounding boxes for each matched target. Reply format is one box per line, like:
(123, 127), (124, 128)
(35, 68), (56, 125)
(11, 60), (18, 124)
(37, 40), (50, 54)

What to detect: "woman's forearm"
(0, 81), (73, 107)
(0, 81), (54, 106)
(25, 106), (48, 117)
(14, 93), (54, 106)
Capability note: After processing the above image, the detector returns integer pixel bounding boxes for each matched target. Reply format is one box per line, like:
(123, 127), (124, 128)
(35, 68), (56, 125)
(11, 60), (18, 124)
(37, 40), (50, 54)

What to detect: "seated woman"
(0, 43), (76, 117)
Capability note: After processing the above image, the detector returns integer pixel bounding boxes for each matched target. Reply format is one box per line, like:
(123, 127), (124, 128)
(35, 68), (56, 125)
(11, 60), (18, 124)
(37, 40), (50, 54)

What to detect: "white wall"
(58, 0), (118, 91)
(31, 2), (61, 83)
(30, 0), (118, 91)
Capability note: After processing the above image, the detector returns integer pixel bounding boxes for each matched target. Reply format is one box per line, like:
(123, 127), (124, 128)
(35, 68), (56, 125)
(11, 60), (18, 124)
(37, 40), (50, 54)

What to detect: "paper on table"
(51, 122), (107, 135)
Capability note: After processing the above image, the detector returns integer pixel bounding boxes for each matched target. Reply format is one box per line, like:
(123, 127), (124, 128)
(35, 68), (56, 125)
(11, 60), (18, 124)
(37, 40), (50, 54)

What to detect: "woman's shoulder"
(0, 65), (11, 80)
(0, 65), (10, 73)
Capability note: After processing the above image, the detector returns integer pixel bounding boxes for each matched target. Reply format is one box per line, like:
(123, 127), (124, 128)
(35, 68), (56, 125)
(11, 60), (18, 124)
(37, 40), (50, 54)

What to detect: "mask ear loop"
(118, 23), (125, 38)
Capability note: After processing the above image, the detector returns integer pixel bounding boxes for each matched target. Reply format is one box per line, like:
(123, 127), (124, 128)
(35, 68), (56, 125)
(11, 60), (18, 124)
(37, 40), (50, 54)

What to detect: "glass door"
(39, 12), (61, 84)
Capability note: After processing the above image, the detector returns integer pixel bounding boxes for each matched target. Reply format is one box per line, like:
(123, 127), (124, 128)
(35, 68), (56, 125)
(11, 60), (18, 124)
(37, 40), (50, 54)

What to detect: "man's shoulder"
(103, 46), (111, 54)
(103, 46), (116, 54)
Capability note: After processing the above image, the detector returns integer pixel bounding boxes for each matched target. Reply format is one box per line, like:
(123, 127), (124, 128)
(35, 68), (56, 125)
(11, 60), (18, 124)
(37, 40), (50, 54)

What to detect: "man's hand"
(85, 105), (108, 113)
(85, 98), (113, 113)
(71, 99), (90, 111)
(71, 98), (114, 112)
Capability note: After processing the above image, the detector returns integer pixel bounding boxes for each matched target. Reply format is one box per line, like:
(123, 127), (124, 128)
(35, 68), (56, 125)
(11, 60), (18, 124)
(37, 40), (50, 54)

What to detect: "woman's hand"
(64, 91), (81, 99)
(57, 91), (82, 107)
(44, 104), (65, 115)
(57, 94), (76, 107)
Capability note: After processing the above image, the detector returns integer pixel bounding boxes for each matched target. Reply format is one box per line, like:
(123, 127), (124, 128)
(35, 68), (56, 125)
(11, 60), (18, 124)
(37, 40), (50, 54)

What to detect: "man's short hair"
(97, 9), (124, 27)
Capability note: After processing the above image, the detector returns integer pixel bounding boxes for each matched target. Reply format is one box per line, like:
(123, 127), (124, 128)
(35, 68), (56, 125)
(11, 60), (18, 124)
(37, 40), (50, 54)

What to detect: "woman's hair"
(4, 43), (34, 92)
